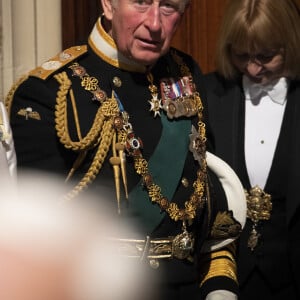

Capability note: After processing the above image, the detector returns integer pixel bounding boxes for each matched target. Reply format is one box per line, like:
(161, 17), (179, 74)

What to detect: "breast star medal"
(147, 72), (163, 117)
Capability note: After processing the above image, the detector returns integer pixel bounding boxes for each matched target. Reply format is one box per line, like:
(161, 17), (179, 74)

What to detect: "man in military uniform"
(6, 0), (246, 299)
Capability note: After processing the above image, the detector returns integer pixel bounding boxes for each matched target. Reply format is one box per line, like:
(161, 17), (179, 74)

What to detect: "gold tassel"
(115, 142), (128, 199)
(110, 132), (121, 214)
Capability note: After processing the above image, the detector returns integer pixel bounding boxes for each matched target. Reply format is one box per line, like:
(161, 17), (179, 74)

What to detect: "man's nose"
(144, 5), (162, 32)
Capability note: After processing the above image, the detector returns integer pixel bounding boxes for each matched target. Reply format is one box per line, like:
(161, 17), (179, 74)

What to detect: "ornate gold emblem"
(81, 76), (98, 91)
(245, 186), (272, 250)
(210, 211), (242, 240)
(147, 73), (163, 117)
(172, 229), (194, 260)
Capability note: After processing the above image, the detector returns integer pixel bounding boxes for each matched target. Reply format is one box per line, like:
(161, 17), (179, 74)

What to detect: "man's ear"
(101, 0), (113, 20)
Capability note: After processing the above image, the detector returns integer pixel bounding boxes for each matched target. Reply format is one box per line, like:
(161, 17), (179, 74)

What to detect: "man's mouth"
(138, 37), (160, 47)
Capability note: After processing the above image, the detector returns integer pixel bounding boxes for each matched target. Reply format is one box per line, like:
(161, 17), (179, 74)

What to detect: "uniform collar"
(88, 17), (147, 73)
(243, 75), (289, 105)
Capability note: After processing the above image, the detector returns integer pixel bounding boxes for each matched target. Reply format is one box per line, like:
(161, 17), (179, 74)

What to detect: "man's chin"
(131, 50), (166, 66)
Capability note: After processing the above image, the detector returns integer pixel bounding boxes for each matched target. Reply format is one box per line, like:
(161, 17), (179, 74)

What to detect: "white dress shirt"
(243, 76), (288, 188)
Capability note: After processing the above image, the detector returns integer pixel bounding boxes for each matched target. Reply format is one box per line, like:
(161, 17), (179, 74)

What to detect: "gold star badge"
(148, 95), (162, 117)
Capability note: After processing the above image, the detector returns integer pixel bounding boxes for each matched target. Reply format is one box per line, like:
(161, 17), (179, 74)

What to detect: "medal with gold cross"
(147, 73), (163, 117)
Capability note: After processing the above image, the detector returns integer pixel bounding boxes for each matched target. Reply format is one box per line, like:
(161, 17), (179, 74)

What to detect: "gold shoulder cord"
(54, 71), (119, 201)
(5, 45), (88, 116)
(54, 51), (208, 210)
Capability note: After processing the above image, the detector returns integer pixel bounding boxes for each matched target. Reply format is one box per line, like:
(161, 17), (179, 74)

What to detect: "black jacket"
(204, 71), (300, 297)
(6, 37), (239, 298)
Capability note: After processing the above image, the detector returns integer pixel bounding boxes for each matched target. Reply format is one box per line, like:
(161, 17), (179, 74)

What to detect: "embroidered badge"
(17, 107), (41, 120)
(210, 211), (242, 239)
(59, 51), (73, 61)
(41, 60), (62, 71)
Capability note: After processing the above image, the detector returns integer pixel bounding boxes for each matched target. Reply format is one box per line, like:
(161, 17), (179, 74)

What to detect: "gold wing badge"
(17, 107), (41, 120)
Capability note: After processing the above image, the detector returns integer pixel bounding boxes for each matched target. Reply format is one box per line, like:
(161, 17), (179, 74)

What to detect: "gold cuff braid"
(199, 244), (238, 287)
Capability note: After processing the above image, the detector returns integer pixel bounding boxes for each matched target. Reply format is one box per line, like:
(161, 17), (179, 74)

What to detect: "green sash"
(123, 114), (191, 235)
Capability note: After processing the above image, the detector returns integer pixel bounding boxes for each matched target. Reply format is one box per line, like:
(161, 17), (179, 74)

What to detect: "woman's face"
(230, 47), (285, 85)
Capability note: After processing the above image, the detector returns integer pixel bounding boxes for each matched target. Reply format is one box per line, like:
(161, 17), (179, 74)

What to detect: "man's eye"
(131, 0), (181, 14)
(132, 0), (150, 11)
(134, 0), (149, 5)
(161, 2), (180, 14)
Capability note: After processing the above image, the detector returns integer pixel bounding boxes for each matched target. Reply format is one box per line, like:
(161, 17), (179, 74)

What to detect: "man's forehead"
(123, 0), (187, 5)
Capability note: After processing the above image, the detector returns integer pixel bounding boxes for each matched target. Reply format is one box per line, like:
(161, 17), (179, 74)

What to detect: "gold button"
(181, 177), (189, 188)
(113, 76), (122, 87)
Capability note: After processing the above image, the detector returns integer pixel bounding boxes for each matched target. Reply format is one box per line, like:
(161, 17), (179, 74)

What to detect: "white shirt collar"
(88, 17), (147, 73)
(243, 75), (289, 105)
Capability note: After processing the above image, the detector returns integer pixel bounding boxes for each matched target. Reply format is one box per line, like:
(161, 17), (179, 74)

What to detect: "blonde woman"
(205, 0), (300, 299)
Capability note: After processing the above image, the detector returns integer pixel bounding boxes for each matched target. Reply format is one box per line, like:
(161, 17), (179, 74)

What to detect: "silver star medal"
(149, 93), (163, 117)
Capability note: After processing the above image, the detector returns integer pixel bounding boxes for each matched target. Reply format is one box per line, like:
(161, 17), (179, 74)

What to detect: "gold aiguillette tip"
(109, 156), (121, 214)
(115, 142), (128, 199)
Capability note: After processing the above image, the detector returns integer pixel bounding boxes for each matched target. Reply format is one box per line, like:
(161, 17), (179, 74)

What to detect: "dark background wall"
(61, 0), (228, 73)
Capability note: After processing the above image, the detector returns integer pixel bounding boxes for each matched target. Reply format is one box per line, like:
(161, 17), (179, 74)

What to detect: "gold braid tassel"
(199, 242), (238, 287)
(62, 118), (115, 202)
(54, 72), (107, 151)
(54, 71), (120, 201)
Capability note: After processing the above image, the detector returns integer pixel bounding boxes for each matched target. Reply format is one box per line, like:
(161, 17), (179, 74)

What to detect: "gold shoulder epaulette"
(29, 45), (88, 80)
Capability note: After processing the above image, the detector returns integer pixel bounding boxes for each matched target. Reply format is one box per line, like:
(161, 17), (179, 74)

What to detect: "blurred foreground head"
(0, 171), (152, 300)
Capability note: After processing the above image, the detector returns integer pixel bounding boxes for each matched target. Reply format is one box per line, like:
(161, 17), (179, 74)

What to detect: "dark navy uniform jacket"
(6, 19), (243, 299)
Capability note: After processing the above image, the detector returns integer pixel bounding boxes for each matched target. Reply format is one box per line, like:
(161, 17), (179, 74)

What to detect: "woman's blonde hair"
(215, 0), (300, 80)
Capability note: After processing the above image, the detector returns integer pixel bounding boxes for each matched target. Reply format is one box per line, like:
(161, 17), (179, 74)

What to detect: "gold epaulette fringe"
(4, 46), (88, 118)
(29, 45), (87, 80)
(199, 242), (238, 287)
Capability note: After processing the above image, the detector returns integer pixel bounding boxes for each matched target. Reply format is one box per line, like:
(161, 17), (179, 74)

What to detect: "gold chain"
(55, 54), (208, 223)
(135, 133), (206, 222)
(112, 51), (207, 222)
(54, 71), (119, 200)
